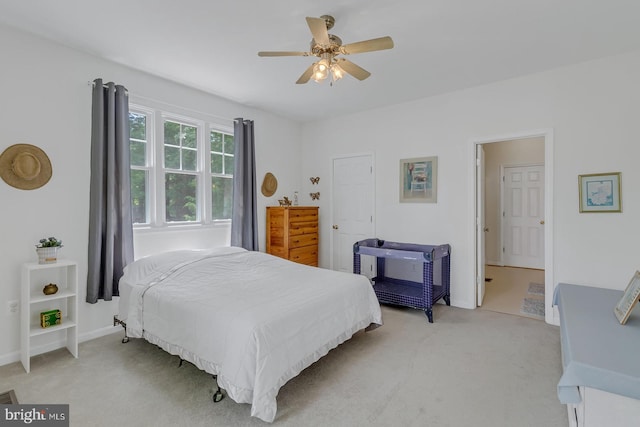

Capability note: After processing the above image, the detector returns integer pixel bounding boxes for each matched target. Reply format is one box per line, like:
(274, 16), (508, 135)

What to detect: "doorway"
(330, 153), (375, 276)
(472, 131), (555, 324)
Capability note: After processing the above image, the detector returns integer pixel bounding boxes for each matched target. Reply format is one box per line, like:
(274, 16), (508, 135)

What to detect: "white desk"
(553, 283), (640, 426)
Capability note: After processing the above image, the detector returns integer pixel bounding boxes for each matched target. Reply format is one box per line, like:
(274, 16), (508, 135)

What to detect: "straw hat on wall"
(261, 172), (278, 197)
(0, 144), (52, 190)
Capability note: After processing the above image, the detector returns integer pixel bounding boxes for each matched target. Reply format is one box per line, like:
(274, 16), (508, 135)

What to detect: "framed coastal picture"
(578, 172), (621, 213)
(614, 271), (640, 325)
(399, 156), (437, 203)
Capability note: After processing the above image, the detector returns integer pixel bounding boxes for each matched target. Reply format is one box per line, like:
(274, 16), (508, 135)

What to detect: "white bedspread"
(118, 247), (382, 422)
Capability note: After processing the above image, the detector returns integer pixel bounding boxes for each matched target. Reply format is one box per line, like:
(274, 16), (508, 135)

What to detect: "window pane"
(131, 169), (148, 224)
(224, 134), (234, 154)
(130, 140), (146, 166)
(183, 125), (197, 149)
(165, 173), (197, 222)
(210, 132), (223, 152)
(182, 148), (197, 171)
(129, 112), (147, 167)
(164, 121), (181, 146)
(165, 146), (180, 169)
(224, 154), (234, 175)
(212, 176), (233, 220)
(211, 153), (223, 174)
(129, 113), (146, 140)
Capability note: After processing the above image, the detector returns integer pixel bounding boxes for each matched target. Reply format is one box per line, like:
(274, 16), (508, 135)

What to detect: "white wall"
(0, 23), (301, 364)
(484, 138), (545, 264)
(3, 21), (640, 365)
(301, 50), (640, 310)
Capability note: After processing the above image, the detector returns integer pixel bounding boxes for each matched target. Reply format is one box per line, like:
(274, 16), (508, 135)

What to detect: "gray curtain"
(87, 78), (134, 303)
(230, 118), (259, 250)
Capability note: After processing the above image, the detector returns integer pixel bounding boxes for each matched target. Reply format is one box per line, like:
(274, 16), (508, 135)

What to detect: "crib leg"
(425, 308), (433, 323)
(212, 375), (224, 403)
(444, 295), (451, 306)
(178, 359), (184, 367)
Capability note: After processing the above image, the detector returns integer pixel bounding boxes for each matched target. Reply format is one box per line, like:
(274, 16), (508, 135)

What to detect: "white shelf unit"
(21, 260), (78, 373)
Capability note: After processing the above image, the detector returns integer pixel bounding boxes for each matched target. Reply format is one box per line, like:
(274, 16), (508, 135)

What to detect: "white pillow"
(123, 246), (246, 284)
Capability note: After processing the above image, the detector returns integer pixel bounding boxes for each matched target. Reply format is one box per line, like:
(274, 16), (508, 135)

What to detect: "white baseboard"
(0, 351), (20, 367)
(80, 324), (122, 342)
(0, 325), (122, 368)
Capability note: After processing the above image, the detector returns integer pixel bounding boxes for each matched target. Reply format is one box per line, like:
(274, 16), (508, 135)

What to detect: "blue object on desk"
(553, 283), (640, 404)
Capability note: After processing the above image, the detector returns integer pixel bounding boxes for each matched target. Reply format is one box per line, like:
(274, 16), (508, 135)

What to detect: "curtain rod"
(87, 81), (233, 124)
(88, 80), (129, 95)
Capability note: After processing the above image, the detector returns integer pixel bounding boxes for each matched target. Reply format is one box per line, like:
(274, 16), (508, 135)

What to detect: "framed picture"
(399, 156), (437, 203)
(578, 172), (621, 213)
(614, 271), (640, 324)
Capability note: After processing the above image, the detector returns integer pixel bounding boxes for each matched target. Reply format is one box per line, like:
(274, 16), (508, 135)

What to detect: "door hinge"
(502, 247), (505, 253)
(502, 175), (505, 182)
(476, 158), (480, 166)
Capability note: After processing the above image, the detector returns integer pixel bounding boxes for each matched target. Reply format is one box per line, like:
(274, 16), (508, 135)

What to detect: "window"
(164, 119), (198, 222)
(128, 105), (233, 228)
(210, 131), (234, 220)
(129, 111), (151, 224)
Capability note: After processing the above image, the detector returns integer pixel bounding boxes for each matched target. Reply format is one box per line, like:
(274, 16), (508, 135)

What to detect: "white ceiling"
(2, 0), (640, 122)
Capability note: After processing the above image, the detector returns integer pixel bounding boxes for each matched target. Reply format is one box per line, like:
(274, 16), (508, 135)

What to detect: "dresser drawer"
(289, 246), (318, 265)
(289, 233), (318, 248)
(288, 208), (318, 223)
(289, 221), (318, 236)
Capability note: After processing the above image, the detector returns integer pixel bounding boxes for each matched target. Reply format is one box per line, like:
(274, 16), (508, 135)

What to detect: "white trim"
(469, 129), (556, 325)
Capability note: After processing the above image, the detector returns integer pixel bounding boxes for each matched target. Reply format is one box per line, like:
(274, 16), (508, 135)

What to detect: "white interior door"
(503, 165), (545, 269)
(476, 145), (486, 306)
(331, 155), (374, 276)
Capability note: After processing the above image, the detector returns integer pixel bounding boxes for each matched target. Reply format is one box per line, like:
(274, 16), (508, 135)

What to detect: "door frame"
(500, 162), (545, 268)
(329, 152), (376, 271)
(469, 129), (557, 325)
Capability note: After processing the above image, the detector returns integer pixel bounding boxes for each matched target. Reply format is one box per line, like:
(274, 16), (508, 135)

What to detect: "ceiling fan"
(258, 15), (394, 84)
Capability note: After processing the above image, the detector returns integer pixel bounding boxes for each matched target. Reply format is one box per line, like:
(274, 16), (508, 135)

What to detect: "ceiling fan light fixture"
(312, 58), (330, 82)
(258, 15), (394, 85)
(330, 63), (344, 81)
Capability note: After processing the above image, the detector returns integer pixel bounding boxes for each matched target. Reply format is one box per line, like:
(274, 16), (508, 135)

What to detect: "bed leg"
(113, 316), (129, 343)
(178, 359), (184, 367)
(212, 375), (224, 403)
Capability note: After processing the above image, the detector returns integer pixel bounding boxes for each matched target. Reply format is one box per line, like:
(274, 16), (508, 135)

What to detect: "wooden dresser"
(266, 206), (319, 266)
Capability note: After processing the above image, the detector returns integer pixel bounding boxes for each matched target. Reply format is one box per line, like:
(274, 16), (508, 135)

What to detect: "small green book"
(40, 309), (62, 328)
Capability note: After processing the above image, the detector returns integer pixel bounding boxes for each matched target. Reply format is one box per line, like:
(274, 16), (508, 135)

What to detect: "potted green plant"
(35, 237), (63, 264)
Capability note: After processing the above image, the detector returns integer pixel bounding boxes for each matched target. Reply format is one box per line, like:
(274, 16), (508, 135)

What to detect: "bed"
(117, 246), (382, 423)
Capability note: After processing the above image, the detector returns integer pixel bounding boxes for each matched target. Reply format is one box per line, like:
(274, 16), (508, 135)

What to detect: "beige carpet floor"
(480, 265), (546, 320)
(0, 305), (568, 427)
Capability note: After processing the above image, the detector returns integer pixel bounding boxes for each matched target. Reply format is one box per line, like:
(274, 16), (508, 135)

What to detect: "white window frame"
(130, 102), (233, 230)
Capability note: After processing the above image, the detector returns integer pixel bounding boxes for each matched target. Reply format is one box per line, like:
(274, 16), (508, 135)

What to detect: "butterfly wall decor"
(310, 192), (320, 200)
(310, 177), (320, 185)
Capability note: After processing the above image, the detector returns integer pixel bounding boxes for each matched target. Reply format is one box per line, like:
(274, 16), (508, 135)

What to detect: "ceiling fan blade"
(306, 17), (330, 46)
(258, 51), (311, 57)
(336, 58), (371, 81)
(341, 36), (394, 54)
(296, 63), (315, 84)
